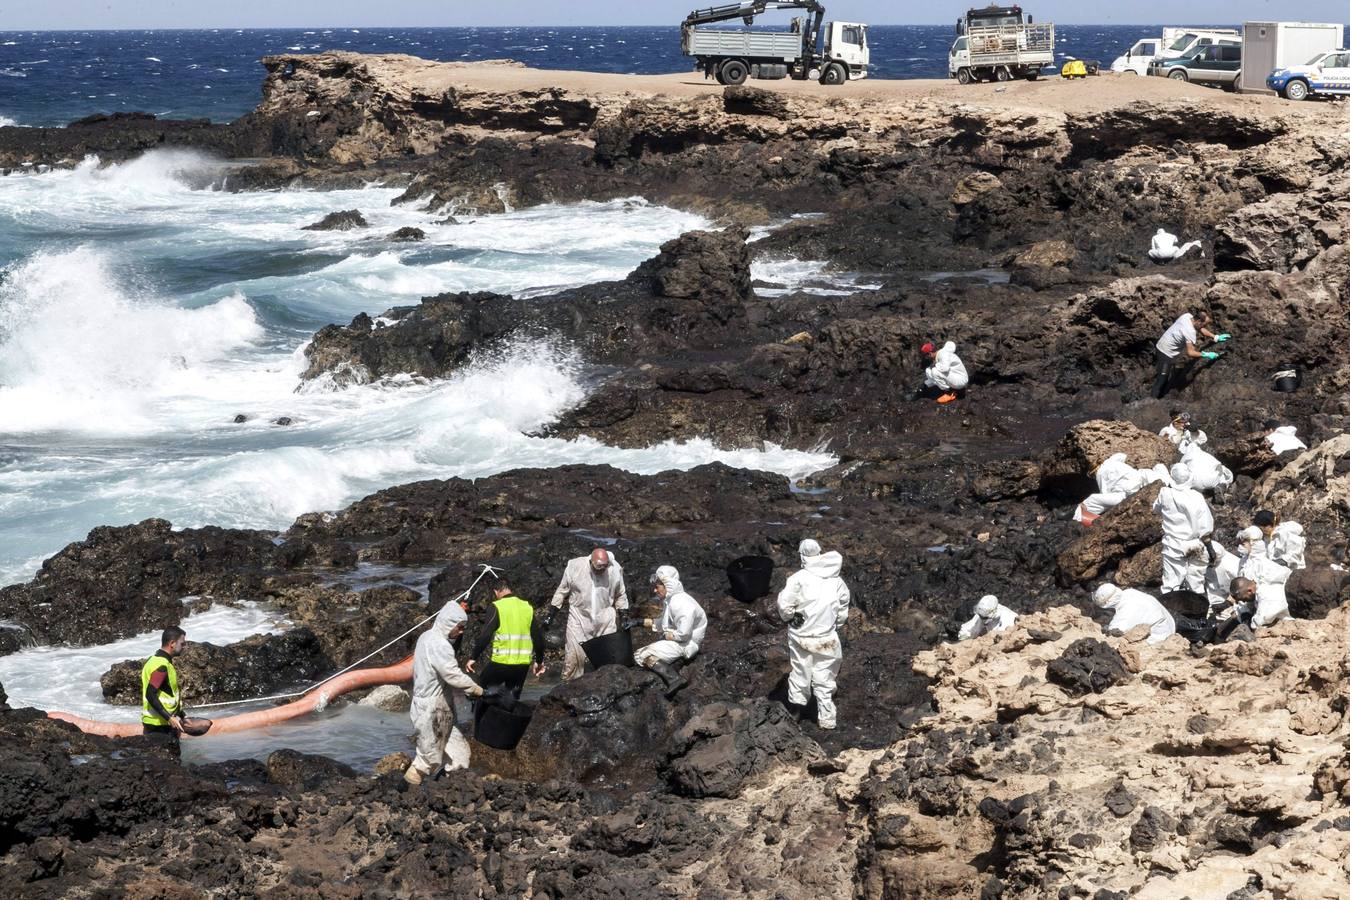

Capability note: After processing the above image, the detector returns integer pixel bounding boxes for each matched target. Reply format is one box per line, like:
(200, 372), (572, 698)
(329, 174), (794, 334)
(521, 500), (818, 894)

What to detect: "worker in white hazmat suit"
(634, 565), (707, 696)
(1179, 440), (1234, 493)
(1159, 411), (1207, 453)
(1152, 462), (1215, 594)
(548, 548), (629, 681)
(1253, 510), (1306, 571)
(1263, 423), (1306, 457)
(1094, 583), (1176, 645)
(1203, 538), (1243, 618)
(777, 539), (851, 730)
(1148, 228), (1203, 262)
(919, 340), (969, 404)
(957, 595), (1017, 641)
(405, 601), (482, 785)
(1234, 526), (1292, 628)
(1074, 452), (1169, 525)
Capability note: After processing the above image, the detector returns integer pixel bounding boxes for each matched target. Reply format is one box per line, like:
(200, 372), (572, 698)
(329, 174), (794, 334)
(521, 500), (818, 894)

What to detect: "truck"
(948, 4), (1054, 84)
(681, 1), (869, 86)
(1109, 27), (1241, 76)
(1241, 21), (1345, 95)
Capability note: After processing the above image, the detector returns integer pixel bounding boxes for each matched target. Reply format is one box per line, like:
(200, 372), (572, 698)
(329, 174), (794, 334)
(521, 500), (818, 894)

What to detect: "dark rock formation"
(0, 519), (279, 651)
(100, 628), (331, 706)
(662, 698), (821, 798)
(265, 748), (357, 788)
(387, 225), (425, 242)
(1045, 638), (1132, 696)
(301, 209), (368, 231)
(1057, 484), (1163, 585)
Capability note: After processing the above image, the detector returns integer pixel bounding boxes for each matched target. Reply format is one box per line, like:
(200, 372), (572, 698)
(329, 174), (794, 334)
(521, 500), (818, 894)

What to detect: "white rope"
(189, 564), (501, 711)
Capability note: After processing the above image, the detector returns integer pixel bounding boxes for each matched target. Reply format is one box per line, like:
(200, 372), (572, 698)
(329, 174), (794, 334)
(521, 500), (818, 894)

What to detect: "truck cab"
(1110, 38), (1161, 75)
(957, 4), (1026, 34)
(826, 22), (869, 78)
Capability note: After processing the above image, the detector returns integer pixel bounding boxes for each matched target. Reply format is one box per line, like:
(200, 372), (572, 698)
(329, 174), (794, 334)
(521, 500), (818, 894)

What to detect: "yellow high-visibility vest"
(491, 596), (534, 665)
(140, 653), (180, 726)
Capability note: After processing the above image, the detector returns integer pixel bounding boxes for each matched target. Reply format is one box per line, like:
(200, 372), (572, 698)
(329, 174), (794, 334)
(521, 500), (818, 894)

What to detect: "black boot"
(647, 661), (687, 697)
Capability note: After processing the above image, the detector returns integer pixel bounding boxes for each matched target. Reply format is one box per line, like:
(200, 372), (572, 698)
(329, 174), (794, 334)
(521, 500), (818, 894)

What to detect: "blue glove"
(1202, 351), (1220, 361)
(1214, 333), (1231, 343)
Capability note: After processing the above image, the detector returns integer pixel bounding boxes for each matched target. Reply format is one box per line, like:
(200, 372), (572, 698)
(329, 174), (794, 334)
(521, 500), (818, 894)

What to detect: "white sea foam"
(752, 257), (882, 297)
(0, 152), (837, 587)
(0, 115), (17, 127)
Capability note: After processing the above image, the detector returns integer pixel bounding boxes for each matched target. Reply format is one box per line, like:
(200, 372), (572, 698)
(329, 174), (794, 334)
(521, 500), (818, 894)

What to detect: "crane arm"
(682, 1), (825, 28)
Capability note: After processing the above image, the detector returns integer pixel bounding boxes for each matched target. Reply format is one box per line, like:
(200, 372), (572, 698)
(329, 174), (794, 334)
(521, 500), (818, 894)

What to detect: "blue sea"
(0, 24), (1301, 127)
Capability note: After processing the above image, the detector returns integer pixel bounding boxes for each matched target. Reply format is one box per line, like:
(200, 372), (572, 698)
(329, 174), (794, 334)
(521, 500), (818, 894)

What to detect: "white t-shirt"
(1155, 314), (1198, 358)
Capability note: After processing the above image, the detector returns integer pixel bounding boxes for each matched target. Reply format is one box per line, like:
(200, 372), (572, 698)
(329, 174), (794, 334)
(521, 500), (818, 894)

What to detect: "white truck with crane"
(681, 1), (870, 85)
(948, 4), (1055, 84)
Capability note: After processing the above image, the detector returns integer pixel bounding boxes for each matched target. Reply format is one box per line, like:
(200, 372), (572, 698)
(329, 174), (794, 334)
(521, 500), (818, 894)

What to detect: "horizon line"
(0, 22), (1290, 34)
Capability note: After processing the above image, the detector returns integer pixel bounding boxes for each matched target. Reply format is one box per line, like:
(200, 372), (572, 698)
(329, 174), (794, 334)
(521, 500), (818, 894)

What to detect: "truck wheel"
(1284, 79), (1309, 101)
(720, 60), (748, 86)
(820, 63), (846, 85)
(995, 66), (1012, 82)
(1168, 69), (1189, 82)
(956, 67), (973, 85)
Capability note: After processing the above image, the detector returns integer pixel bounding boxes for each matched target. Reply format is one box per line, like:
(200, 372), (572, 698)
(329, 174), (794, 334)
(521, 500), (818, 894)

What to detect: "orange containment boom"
(47, 656), (414, 739)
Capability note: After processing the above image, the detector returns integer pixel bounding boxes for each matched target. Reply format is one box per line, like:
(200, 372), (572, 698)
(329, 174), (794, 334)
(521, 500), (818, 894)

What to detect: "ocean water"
(0, 24), (1313, 127)
(0, 151), (835, 587)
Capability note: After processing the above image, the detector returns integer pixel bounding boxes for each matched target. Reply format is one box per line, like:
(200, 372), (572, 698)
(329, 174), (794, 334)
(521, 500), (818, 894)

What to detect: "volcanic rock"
(0, 519), (278, 651)
(301, 209), (368, 231)
(1056, 483), (1163, 585)
(99, 627), (331, 706)
(387, 225), (425, 241)
(661, 698), (822, 798)
(1038, 419), (1175, 500)
(265, 749), (357, 788)
(358, 684), (412, 712)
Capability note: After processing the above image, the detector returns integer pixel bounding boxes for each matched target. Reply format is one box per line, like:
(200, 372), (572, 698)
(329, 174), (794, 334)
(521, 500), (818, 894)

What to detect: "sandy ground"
(365, 56), (1350, 120)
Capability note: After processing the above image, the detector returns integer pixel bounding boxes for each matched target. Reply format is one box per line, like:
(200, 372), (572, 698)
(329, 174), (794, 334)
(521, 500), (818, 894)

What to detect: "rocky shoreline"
(2, 55), (1349, 897)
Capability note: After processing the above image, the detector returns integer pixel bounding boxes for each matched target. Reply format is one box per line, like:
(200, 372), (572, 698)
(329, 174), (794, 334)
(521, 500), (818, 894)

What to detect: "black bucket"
(1272, 367), (1300, 393)
(581, 626), (634, 670)
(727, 555), (774, 604)
(473, 699), (534, 751)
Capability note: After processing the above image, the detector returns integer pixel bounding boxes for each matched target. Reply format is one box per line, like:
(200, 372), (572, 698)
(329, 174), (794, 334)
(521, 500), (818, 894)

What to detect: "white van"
(1111, 27), (1241, 75)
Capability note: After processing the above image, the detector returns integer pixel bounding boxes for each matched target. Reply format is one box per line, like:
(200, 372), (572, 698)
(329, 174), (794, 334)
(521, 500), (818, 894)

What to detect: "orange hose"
(47, 656), (414, 739)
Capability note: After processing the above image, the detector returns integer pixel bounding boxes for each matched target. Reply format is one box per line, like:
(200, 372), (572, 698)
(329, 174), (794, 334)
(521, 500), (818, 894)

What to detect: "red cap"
(921, 342), (936, 355)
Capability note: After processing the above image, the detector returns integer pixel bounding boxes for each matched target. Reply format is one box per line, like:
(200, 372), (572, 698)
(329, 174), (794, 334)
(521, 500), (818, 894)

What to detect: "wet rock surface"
(301, 208), (368, 231)
(99, 628), (331, 706)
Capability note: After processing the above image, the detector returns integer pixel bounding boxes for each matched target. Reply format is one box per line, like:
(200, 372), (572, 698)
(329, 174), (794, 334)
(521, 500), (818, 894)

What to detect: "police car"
(1266, 49), (1350, 101)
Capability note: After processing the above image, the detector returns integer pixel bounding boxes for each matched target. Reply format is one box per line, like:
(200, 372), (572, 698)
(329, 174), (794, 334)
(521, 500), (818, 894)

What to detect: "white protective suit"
(957, 595), (1017, 641)
(1148, 229), (1203, 262)
(409, 602), (481, 778)
(924, 341), (969, 392)
(1094, 584), (1177, 645)
(1203, 540), (1243, 616)
(777, 540), (851, 729)
(1236, 531), (1292, 628)
(1152, 463), (1215, 593)
(1264, 522), (1306, 571)
(550, 552), (629, 681)
(1159, 424), (1208, 452)
(1265, 426), (1306, 457)
(634, 566), (708, 666)
(1074, 453), (1169, 523)
(1180, 443), (1234, 492)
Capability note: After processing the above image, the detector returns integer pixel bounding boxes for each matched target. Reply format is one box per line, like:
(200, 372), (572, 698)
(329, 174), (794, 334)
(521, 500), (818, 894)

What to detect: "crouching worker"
(958, 594), (1017, 640)
(915, 340), (969, 405)
(1148, 228), (1204, 263)
(466, 583), (546, 700)
(777, 539), (851, 730)
(635, 565), (707, 697)
(406, 602), (482, 786)
(1093, 583), (1176, 645)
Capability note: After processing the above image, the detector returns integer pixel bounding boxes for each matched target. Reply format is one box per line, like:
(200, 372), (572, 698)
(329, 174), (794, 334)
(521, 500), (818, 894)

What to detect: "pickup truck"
(1266, 50), (1350, 100)
(1147, 43), (1241, 89)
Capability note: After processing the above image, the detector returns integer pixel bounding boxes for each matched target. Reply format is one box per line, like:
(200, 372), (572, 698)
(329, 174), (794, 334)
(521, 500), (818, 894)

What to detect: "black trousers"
(479, 661), (529, 700)
(143, 722), (181, 756)
(1151, 350), (1178, 399)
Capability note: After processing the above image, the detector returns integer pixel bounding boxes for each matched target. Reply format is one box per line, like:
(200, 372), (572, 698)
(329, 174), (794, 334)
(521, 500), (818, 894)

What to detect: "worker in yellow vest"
(466, 583), (546, 700)
(141, 625), (187, 751)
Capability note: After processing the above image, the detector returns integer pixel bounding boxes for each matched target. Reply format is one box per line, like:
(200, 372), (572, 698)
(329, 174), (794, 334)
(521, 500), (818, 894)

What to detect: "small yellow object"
(1061, 60), (1087, 79)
